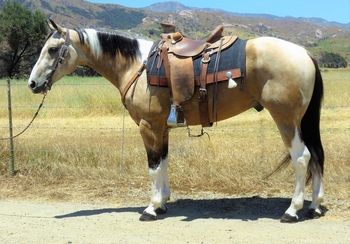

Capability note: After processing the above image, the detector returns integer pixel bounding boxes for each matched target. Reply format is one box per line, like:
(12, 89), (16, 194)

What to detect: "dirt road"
(1, 195), (349, 244)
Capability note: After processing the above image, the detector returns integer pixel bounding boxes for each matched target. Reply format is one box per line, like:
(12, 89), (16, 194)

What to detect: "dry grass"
(0, 69), (349, 204)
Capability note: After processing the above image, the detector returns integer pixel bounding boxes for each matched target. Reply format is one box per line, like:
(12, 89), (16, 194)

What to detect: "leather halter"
(44, 30), (71, 91)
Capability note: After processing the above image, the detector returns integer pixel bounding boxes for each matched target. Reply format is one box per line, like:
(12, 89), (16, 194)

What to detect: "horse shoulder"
(126, 74), (170, 125)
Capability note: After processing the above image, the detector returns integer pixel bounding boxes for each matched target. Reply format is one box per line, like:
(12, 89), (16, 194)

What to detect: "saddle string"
(212, 38), (224, 125)
(0, 93), (47, 141)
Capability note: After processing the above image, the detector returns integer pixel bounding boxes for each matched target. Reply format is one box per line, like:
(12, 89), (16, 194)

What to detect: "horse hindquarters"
(270, 56), (324, 223)
(283, 57), (324, 222)
(250, 37), (325, 222)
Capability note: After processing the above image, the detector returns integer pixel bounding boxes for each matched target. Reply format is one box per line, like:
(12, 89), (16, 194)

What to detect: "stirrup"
(167, 104), (186, 127)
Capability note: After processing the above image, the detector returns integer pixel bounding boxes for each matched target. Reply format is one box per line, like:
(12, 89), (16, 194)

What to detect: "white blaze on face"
(28, 41), (54, 89)
(28, 58), (41, 86)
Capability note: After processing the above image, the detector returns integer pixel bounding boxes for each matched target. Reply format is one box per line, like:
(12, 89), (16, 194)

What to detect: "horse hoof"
(139, 212), (157, 221)
(280, 213), (298, 223)
(155, 205), (168, 215)
(306, 209), (322, 219)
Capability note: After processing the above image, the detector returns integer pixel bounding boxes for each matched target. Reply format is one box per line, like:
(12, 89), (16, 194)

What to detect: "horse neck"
(84, 51), (141, 91)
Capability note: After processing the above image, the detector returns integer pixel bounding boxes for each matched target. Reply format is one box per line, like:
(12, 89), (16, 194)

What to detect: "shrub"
(319, 52), (348, 68)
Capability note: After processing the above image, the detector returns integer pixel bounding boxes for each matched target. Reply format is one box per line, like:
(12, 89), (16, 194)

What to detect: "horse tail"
(301, 56), (324, 182)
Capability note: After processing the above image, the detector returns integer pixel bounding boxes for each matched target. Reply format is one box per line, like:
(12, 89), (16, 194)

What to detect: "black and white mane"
(75, 28), (141, 60)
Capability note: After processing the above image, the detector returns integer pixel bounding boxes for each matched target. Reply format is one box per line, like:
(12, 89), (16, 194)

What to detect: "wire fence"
(1, 80), (349, 176)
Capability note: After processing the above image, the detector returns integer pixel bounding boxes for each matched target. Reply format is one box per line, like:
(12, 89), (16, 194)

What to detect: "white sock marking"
(286, 128), (311, 217)
(144, 157), (170, 216)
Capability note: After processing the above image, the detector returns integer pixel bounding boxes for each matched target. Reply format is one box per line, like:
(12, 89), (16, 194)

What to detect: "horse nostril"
(29, 81), (36, 89)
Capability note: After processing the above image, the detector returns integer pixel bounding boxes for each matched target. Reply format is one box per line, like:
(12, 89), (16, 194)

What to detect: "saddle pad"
(146, 37), (247, 87)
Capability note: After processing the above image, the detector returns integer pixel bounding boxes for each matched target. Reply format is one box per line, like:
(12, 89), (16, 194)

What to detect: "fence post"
(7, 78), (15, 176)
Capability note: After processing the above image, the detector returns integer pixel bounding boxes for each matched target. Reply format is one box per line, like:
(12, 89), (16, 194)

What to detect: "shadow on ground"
(54, 196), (328, 221)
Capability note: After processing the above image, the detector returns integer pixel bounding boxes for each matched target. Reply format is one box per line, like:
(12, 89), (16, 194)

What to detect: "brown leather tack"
(206, 25), (224, 43)
(148, 68), (242, 87)
(199, 52), (211, 127)
(168, 54), (194, 104)
(154, 25), (242, 127)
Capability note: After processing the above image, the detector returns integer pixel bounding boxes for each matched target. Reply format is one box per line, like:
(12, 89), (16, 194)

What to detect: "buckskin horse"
(28, 19), (324, 223)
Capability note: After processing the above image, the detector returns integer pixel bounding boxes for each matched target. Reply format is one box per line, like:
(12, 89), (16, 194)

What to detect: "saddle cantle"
(146, 24), (247, 127)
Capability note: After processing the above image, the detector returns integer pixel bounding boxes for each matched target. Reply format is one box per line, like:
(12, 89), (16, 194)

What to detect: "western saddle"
(153, 24), (242, 127)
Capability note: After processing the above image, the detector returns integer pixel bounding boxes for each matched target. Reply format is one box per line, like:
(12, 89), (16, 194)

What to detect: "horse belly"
(183, 82), (254, 125)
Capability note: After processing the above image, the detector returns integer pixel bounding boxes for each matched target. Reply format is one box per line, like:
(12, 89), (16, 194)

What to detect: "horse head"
(28, 19), (80, 93)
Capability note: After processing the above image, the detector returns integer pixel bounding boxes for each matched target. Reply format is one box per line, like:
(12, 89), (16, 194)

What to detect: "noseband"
(45, 30), (71, 91)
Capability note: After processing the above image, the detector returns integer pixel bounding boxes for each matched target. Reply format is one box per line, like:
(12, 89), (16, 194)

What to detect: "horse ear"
(47, 19), (56, 31)
(47, 18), (65, 34)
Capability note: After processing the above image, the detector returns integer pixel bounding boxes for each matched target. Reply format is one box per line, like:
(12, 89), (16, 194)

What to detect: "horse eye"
(48, 47), (59, 55)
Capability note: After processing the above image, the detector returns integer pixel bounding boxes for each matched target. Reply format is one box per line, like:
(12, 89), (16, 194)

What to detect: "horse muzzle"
(28, 80), (50, 94)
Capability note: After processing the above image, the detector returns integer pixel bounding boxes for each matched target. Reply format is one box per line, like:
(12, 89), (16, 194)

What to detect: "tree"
(0, 2), (47, 78)
(319, 52), (348, 68)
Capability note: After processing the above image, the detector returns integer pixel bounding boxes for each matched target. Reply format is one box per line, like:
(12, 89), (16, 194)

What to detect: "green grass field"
(0, 69), (349, 203)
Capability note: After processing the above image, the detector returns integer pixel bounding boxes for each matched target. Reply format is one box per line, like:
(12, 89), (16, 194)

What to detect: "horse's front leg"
(139, 119), (170, 221)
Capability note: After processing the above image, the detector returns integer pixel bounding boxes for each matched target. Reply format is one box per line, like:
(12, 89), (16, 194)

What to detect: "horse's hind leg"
(139, 119), (170, 221)
(308, 171), (324, 218)
(282, 127), (311, 222)
(278, 122), (324, 221)
(272, 117), (311, 222)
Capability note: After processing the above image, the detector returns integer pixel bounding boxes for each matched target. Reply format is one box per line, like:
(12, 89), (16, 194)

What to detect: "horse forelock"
(80, 29), (140, 61)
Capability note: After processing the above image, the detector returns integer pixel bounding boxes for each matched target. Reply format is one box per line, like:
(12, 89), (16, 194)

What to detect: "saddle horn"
(160, 23), (176, 33)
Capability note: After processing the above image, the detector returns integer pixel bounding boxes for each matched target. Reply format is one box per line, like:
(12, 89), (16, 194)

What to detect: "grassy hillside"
(1, 0), (349, 61)
(309, 37), (350, 61)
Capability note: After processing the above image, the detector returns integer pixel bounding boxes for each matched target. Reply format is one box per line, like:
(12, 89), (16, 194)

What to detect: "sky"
(89, 0), (350, 24)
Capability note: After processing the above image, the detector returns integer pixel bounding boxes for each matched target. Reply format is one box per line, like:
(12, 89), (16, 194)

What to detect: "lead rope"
(119, 106), (126, 175)
(1, 29), (69, 141)
(0, 93), (47, 141)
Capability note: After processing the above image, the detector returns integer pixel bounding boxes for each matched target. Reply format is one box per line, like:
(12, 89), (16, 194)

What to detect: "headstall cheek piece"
(45, 30), (71, 91)
(58, 45), (69, 64)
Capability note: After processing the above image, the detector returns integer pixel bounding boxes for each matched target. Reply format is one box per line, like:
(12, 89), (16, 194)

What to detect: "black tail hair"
(301, 56), (324, 181)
